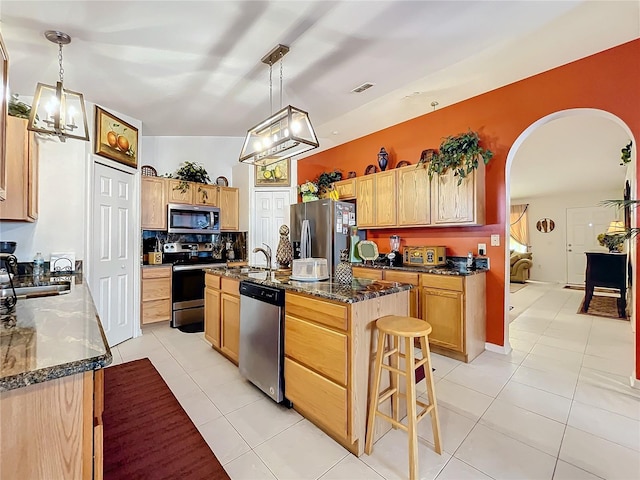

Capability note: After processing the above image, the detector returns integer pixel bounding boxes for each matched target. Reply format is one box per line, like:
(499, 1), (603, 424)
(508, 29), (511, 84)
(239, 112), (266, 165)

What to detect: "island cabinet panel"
(431, 166), (485, 225)
(352, 266), (383, 281)
(396, 165), (430, 226)
(140, 176), (167, 230)
(285, 315), (348, 385)
(374, 170), (397, 226)
(220, 291), (240, 363)
(285, 293), (347, 330)
(382, 270), (420, 318)
(356, 176), (375, 227)
(167, 179), (195, 204)
(194, 183), (218, 206)
(0, 371), (102, 480)
(204, 286), (221, 348)
(218, 186), (240, 231)
(333, 178), (357, 200)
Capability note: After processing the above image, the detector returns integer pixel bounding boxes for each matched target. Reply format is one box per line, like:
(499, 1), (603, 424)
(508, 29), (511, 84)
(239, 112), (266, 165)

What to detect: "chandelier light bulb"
(253, 141), (263, 152)
(291, 120), (301, 134)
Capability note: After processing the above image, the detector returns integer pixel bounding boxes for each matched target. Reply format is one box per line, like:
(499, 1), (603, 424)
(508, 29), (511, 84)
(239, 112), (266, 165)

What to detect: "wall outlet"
(490, 234), (500, 246)
(478, 243), (487, 256)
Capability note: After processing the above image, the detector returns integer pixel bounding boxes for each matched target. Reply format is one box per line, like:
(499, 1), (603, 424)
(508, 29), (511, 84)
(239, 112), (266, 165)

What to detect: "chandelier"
(27, 30), (89, 142)
(239, 44), (318, 166)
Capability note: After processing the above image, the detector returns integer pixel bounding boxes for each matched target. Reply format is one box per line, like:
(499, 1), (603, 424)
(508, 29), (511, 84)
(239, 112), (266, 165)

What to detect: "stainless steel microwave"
(167, 204), (220, 234)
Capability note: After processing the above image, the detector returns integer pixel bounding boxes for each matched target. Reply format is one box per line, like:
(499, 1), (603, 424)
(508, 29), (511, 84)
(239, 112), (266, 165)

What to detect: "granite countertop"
(205, 266), (412, 304)
(351, 261), (489, 276)
(0, 274), (112, 393)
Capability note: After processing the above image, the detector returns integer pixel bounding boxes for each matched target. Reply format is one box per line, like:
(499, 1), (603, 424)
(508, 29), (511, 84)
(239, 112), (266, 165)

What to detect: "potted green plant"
(419, 130), (493, 185)
(168, 161), (211, 193)
(315, 169), (342, 197)
(8, 94), (33, 119)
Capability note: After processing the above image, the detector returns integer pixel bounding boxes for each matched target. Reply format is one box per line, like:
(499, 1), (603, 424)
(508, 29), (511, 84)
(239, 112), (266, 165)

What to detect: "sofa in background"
(510, 251), (533, 283)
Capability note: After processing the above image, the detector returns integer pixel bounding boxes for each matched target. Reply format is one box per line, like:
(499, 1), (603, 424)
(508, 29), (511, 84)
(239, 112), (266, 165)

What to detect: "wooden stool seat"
(365, 315), (442, 480)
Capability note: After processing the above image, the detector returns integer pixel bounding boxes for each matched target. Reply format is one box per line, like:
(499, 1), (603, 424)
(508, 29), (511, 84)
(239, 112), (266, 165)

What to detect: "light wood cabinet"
(420, 272), (486, 362)
(356, 176), (375, 227)
(352, 266), (383, 281)
(141, 266), (172, 324)
(431, 167), (485, 225)
(375, 170), (397, 226)
(194, 183), (218, 206)
(397, 165), (430, 226)
(167, 179), (194, 204)
(205, 275), (240, 364)
(218, 186), (240, 231)
(141, 176), (167, 230)
(333, 178), (357, 200)
(383, 270), (420, 318)
(0, 370), (104, 479)
(0, 116), (39, 222)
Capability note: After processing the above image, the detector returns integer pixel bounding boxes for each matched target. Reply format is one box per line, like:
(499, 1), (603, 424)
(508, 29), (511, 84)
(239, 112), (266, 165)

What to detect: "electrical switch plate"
(490, 234), (500, 246)
(478, 243), (487, 256)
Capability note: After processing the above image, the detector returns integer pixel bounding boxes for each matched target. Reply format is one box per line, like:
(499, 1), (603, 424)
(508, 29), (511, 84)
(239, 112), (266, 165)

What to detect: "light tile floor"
(111, 283), (640, 479)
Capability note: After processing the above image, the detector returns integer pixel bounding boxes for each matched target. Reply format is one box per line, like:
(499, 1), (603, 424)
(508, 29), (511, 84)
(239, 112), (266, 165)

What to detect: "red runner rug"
(103, 358), (230, 480)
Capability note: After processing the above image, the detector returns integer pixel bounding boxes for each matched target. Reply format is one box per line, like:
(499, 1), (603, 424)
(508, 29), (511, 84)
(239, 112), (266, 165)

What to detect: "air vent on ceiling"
(351, 82), (375, 93)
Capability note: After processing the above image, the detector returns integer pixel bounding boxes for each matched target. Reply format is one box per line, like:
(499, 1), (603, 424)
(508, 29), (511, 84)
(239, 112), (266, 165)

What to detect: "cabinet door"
(356, 176), (375, 227)
(167, 179), (194, 204)
(220, 293), (240, 363)
(397, 166), (430, 226)
(27, 130), (39, 220)
(432, 169), (482, 225)
(333, 178), (356, 200)
(375, 170), (397, 226)
(204, 287), (221, 348)
(422, 287), (464, 352)
(141, 177), (167, 230)
(352, 266), (383, 281)
(218, 187), (239, 231)
(194, 184), (218, 206)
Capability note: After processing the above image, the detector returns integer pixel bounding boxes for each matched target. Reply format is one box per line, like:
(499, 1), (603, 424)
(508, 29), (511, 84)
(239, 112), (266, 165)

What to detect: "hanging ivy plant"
(174, 161), (211, 184)
(8, 94), (33, 119)
(419, 130), (493, 185)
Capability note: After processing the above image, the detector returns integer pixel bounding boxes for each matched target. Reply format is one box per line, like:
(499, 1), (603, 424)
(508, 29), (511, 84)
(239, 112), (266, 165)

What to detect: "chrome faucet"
(253, 243), (272, 270)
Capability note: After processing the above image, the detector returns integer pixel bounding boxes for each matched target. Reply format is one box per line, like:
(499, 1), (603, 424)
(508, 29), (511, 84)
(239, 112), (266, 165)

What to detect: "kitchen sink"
(2, 282), (72, 299)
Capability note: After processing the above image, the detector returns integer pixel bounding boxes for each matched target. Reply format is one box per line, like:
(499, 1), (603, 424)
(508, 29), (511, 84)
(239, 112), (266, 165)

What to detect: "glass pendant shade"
(27, 81), (89, 142)
(239, 105), (318, 166)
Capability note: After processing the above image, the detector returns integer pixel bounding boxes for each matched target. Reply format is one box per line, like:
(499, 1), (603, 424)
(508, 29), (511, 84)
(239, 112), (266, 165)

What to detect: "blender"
(387, 235), (403, 266)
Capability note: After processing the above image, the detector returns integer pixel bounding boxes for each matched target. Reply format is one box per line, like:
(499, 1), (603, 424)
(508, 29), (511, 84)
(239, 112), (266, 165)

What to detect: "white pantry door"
(566, 206), (612, 285)
(252, 190), (292, 267)
(91, 163), (135, 346)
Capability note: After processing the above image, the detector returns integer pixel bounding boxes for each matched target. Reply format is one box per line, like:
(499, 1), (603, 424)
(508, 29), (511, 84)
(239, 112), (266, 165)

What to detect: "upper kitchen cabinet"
(356, 171), (396, 228)
(397, 165), (430, 226)
(355, 176), (375, 227)
(141, 176), (167, 230)
(218, 186), (239, 231)
(167, 179), (194, 204)
(431, 165), (485, 225)
(0, 117), (39, 222)
(194, 184), (218, 206)
(333, 178), (356, 200)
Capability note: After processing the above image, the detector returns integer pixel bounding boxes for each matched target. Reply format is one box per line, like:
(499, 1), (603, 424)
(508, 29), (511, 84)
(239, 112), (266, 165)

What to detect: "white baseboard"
(485, 342), (513, 355)
(631, 374), (640, 390)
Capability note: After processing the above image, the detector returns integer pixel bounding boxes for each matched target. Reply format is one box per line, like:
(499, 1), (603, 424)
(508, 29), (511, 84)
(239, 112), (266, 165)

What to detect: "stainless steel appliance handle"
(172, 264), (222, 272)
(301, 220), (311, 259)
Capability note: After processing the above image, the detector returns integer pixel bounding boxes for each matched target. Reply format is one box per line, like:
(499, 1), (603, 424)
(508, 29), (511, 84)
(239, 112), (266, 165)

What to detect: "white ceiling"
(1, 0), (638, 194)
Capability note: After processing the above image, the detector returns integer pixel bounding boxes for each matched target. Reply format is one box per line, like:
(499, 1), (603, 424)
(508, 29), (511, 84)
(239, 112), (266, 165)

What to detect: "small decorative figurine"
(335, 249), (353, 284)
(276, 225), (293, 269)
(377, 147), (389, 171)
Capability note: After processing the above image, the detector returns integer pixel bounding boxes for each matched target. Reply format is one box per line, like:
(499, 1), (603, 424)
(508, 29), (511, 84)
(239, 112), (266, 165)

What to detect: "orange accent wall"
(298, 39), (640, 378)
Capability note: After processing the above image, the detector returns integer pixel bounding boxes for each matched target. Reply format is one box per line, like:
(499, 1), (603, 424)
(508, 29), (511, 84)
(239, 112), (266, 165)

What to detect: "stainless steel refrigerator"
(290, 199), (357, 272)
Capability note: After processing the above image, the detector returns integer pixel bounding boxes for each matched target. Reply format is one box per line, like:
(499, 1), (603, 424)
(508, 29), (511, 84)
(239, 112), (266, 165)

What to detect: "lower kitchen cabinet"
(0, 370), (104, 479)
(352, 266), (383, 280)
(205, 273), (240, 364)
(421, 273), (486, 362)
(382, 270), (420, 318)
(141, 266), (172, 324)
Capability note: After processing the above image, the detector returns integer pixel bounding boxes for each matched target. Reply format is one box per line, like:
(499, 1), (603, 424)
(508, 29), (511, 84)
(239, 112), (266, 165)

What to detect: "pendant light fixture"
(239, 44), (318, 166)
(27, 30), (89, 142)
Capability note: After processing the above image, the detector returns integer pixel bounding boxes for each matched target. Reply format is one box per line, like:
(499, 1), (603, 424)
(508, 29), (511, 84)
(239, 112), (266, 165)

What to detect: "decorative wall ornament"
(536, 218), (555, 233)
(94, 106), (139, 168)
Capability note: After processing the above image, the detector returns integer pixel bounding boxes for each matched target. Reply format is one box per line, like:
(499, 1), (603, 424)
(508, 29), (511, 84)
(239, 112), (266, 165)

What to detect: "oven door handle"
(172, 264), (220, 272)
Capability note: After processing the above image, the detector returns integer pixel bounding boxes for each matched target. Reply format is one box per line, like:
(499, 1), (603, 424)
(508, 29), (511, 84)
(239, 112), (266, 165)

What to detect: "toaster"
(403, 246), (447, 266)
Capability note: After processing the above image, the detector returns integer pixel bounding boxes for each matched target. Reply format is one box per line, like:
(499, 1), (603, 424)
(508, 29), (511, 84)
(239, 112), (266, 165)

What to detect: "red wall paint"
(298, 39), (640, 377)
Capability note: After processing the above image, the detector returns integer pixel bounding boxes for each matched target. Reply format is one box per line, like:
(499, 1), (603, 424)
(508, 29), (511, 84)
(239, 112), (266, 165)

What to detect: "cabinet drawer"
(141, 266), (172, 279)
(284, 358), (347, 439)
(141, 299), (172, 324)
(205, 273), (221, 289)
(142, 278), (171, 301)
(221, 278), (239, 295)
(352, 267), (383, 281)
(421, 274), (463, 292)
(285, 316), (347, 385)
(383, 270), (419, 285)
(285, 293), (347, 331)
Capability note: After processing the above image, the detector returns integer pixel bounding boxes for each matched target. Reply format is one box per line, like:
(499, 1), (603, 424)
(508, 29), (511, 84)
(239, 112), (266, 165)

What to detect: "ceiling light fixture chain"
(269, 60), (273, 116)
(58, 42), (65, 84)
(279, 51), (284, 110)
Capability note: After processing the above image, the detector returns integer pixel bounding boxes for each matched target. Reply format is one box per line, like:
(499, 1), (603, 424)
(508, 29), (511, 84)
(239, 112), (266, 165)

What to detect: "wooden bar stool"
(365, 315), (442, 480)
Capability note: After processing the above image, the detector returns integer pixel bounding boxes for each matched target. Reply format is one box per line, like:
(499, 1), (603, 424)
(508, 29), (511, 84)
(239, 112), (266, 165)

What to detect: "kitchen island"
(204, 267), (412, 456)
(0, 275), (111, 479)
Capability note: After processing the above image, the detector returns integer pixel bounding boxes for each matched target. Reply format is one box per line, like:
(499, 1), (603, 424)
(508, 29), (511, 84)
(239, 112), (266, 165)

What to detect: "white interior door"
(566, 206), (613, 284)
(91, 163), (136, 346)
(251, 190), (292, 267)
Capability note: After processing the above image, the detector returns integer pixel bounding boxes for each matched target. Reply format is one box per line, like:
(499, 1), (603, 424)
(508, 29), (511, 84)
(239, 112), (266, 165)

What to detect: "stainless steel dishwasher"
(238, 281), (288, 404)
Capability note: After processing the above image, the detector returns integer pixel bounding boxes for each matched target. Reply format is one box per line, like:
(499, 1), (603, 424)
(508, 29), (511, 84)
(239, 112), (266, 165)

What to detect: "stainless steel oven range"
(163, 242), (224, 328)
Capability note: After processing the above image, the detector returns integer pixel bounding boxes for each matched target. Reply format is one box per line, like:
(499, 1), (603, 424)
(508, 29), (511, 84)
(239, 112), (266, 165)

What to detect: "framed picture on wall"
(94, 106), (139, 169)
(255, 158), (290, 187)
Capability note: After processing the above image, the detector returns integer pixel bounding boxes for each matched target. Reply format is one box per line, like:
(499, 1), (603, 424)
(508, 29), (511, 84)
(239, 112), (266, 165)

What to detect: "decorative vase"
(377, 147), (389, 171)
(335, 249), (353, 284)
(302, 193), (318, 203)
(276, 225), (293, 268)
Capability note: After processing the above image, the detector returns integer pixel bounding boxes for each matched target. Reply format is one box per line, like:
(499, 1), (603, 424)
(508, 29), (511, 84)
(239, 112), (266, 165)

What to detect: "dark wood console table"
(582, 252), (627, 318)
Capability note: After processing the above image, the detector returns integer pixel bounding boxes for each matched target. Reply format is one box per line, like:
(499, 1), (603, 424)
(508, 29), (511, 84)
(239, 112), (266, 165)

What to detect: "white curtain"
(510, 204), (530, 249)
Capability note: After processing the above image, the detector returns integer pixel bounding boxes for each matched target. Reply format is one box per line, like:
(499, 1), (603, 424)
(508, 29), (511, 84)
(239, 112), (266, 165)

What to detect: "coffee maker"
(387, 235), (403, 267)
